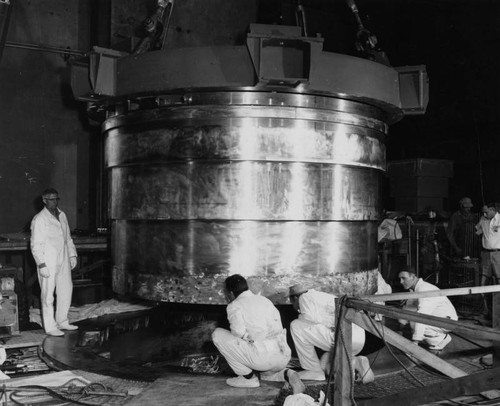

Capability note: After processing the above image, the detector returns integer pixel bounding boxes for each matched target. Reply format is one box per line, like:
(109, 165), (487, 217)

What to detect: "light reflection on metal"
(236, 161), (255, 219)
(281, 222), (306, 275)
(238, 119), (258, 159)
(332, 164), (344, 220)
(288, 162), (305, 219)
(228, 221), (259, 277)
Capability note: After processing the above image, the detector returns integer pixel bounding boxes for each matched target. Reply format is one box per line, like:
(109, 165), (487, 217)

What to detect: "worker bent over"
(212, 274), (303, 392)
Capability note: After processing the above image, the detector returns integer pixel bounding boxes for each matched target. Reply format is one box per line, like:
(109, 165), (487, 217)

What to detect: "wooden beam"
(346, 299), (500, 342)
(493, 293), (500, 366)
(345, 309), (467, 379)
(333, 308), (352, 406)
(356, 366), (500, 406)
(359, 284), (500, 302)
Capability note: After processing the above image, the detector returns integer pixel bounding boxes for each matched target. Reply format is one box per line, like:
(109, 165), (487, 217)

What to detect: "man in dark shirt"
(447, 197), (477, 258)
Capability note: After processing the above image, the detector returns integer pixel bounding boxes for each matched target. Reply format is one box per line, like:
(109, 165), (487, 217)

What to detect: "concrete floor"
(120, 346), (416, 406)
(37, 325), (492, 406)
(0, 309), (482, 406)
(120, 334), (491, 406)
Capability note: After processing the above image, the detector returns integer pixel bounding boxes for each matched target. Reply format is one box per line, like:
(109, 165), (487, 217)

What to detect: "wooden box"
(0, 291), (20, 336)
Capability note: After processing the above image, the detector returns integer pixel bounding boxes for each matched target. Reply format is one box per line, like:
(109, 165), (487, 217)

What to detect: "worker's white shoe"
(46, 329), (64, 337)
(298, 370), (325, 381)
(226, 375), (260, 388)
(428, 334), (451, 351)
(354, 356), (375, 384)
(58, 323), (78, 331)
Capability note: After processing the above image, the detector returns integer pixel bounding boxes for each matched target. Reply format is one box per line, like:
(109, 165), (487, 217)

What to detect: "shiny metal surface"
(106, 118), (385, 167)
(111, 220), (379, 304)
(106, 92), (388, 303)
(109, 163), (379, 221)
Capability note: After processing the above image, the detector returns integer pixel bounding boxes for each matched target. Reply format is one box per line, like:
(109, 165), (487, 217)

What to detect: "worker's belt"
(264, 328), (287, 341)
(251, 329), (289, 354)
(483, 248), (500, 252)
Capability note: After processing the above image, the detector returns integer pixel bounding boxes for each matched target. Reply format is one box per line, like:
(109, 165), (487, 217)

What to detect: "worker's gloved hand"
(70, 256), (77, 270)
(0, 346), (6, 365)
(39, 265), (50, 278)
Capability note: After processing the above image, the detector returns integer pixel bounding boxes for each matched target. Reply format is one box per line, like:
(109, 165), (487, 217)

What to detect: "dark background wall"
(0, 0), (499, 234)
(0, 0), (94, 233)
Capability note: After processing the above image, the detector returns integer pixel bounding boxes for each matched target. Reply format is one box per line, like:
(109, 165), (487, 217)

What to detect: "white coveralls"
(30, 207), (77, 333)
(290, 289), (366, 376)
(476, 212), (500, 283)
(402, 278), (458, 349)
(212, 290), (291, 376)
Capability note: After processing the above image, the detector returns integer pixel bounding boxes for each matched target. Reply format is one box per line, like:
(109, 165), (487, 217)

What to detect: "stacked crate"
(0, 266), (20, 337)
(387, 159), (453, 213)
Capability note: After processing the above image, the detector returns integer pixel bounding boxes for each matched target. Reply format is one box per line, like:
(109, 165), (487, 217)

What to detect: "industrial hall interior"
(1, 0), (500, 405)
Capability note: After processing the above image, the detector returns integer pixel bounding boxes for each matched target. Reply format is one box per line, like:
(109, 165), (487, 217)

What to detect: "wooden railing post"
(334, 299), (352, 406)
(493, 292), (500, 366)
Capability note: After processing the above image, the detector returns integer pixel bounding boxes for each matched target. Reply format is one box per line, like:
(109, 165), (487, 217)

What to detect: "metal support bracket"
(246, 23), (324, 87)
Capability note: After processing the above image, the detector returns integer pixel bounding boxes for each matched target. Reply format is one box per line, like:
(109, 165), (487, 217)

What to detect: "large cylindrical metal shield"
(105, 91), (388, 303)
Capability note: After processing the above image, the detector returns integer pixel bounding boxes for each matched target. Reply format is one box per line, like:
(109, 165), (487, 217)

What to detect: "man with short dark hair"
(398, 269), (457, 352)
(212, 275), (303, 391)
(30, 188), (78, 337)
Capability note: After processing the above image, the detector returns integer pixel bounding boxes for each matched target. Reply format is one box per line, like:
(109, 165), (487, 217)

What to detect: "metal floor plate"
(274, 362), (485, 406)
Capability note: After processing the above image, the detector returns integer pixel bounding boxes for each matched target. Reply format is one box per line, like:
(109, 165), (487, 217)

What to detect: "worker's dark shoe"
(354, 356), (375, 384)
(46, 329), (64, 337)
(285, 369), (306, 394)
(226, 375), (260, 388)
(58, 323), (78, 331)
(428, 334), (451, 352)
(428, 348), (442, 356)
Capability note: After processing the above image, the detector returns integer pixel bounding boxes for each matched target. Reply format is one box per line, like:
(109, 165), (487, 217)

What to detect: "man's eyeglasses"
(44, 198), (60, 201)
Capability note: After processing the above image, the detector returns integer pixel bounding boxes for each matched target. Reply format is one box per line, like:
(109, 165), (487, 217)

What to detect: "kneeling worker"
(212, 275), (304, 392)
(398, 269), (457, 352)
(288, 284), (374, 383)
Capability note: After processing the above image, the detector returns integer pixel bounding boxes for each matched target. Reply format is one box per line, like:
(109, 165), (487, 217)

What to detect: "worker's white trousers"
(481, 251), (500, 282)
(38, 261), (73, 333)
(212, 328), (291, 376)
(290, 319), (365, 373)
(409, 321), (448, 348)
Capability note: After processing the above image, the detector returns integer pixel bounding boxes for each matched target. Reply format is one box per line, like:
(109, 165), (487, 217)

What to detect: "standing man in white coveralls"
(288, 284), (374, 383)
(30, 188), (78, 337)
(212, 274), (304, 392)
(398, 270), (457, 353)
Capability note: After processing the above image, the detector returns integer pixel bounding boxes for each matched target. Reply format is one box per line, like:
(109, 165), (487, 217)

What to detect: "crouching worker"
(212, 275), (304, 392)
(288, 284), (374, 384)
(398, 269), (457, 353)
